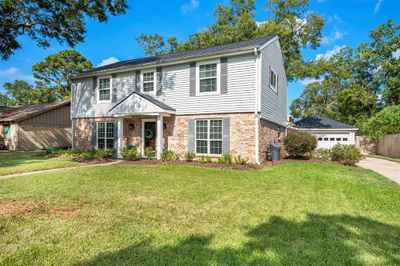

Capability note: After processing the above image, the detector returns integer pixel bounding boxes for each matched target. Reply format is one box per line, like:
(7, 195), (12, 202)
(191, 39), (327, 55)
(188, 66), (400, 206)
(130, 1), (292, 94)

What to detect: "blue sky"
(0, 0), (398, 107)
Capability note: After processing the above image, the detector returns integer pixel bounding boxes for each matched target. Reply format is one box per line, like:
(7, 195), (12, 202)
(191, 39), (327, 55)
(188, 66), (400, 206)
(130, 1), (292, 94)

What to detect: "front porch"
(109, 91), (176, 159)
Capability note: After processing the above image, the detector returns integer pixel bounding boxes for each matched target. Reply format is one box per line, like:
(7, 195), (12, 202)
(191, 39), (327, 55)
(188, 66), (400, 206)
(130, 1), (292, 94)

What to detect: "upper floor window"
(98, 77), (111, 102)
(142, 70), (155, 93)
(270, 67), (278, 92)
(197, 61), (219, 94)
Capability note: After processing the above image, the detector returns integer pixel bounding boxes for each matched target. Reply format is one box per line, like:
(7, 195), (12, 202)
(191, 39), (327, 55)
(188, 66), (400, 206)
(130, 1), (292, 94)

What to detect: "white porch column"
(156, 114), (163, 160)
(117, 117), (124, 159)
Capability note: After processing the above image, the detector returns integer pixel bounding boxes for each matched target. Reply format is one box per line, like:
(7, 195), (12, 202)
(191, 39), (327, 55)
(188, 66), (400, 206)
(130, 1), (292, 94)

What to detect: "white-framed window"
(195, 119), (223, 155)
(141, 69), (156, 93)
(270, 67), (278, 92)
(2, 124), (11, 138)
(197, 60), (220, 94)
(97, 122), (114, 149)
(98, 76), (112, 102)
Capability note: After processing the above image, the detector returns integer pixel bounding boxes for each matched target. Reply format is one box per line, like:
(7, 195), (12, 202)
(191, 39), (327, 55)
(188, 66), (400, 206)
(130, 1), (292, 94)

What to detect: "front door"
(144, 121), (157, 151)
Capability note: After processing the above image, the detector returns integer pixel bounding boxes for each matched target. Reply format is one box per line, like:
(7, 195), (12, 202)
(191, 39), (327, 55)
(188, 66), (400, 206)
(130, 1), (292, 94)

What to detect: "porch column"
(117, 117), (124, 159)
(156, 114), (163, 160)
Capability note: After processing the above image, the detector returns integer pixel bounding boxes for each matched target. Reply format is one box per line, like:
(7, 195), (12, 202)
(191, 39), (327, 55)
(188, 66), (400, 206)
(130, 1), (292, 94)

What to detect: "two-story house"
(71, 36), (287, 164)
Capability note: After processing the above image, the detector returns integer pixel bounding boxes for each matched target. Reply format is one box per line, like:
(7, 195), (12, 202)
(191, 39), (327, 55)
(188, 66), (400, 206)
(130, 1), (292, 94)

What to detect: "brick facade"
(73, 113), (285, 164)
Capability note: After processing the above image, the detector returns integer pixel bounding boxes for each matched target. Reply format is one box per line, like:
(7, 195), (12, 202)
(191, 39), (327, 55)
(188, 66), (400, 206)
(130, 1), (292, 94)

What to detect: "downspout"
(254, 48), (260, 165)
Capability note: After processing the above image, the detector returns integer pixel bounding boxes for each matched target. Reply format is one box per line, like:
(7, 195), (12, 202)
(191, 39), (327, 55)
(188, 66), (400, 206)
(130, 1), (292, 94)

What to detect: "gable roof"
(294, 115), (357, 130)
(74, 35), (277, 79)
(0, 101), (70, 123)
(109, 91), (175, 114)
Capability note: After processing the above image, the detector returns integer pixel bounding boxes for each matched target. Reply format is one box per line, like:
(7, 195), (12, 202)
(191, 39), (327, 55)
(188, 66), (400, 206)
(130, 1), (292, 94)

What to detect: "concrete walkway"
(0, 161), (120, 180)
(357, 157), (400, 184)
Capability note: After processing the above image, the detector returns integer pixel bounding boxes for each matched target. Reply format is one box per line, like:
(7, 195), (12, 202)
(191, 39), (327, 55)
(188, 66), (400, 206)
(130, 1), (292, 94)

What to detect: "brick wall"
(258, 118), (286, 162)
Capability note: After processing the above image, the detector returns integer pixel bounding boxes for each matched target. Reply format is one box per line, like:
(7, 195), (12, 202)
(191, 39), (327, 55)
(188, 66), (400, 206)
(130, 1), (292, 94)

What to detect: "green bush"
(185, 151), (196, 162)
(121, 146), (138, 160)
(234, 155), (249, 165)
(312, 148), (331, 161)
(330, 144), (364, 166)
(80, 150), (96, 159)
(44, 147), (63, 155)
(218, 153), (232, 164)
(363, 105), (400, 139)
(161, 150), (180, 162)
(145, 147), (156, 159)
(283, 132), (317, 157)
(198, 155), (212, 163)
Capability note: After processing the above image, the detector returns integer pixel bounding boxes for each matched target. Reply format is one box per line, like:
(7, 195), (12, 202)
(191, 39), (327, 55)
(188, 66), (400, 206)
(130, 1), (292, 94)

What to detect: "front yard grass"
(0, 162), (399, 265)
(0, 152), (84, 176)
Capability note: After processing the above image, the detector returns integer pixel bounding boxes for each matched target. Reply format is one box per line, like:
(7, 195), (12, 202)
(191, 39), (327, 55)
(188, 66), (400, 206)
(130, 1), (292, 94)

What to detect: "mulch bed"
(0, 200), (79, 219)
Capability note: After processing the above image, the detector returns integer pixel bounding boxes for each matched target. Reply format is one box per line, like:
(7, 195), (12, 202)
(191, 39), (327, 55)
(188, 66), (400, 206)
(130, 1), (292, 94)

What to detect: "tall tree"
(0, 0), (128, 60)
(0, 80), (40, 106)
(136, 0), (324, 80)
(32, 50), (93, 100)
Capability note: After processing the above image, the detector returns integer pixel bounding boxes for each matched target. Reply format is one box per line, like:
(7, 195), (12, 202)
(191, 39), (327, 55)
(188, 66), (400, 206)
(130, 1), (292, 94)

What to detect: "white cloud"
(393, 48), (400, 59)
(96, 57), (120, 67)
(374, 0), (383, 14)
(181, 0), (200, 14)
(0, 67), (34, 83)
(316, 45), (346, 60)
(300, 78), (321, 86)
(322, 28), (348, 45)
(327, 14), (343, 24)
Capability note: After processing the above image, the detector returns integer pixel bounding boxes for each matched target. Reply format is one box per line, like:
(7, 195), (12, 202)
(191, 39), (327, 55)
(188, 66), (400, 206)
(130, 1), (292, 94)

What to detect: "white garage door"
(315, 133), (351, 149)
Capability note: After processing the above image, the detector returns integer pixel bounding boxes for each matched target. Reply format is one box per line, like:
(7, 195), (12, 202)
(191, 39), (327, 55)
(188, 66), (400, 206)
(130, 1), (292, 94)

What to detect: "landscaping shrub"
(234, 155), (249, 165)
(283, 132), (317, 157)
(145, 147), (156, 158)
(218, 153), (232, 164)
(312, 148), (331, 161)
(161, 150), (180, 162)
(330, 144), (364, 166)
(121, 146), (138, 160)
(198, 155), (212, 163)
(184, 151), (196, 162)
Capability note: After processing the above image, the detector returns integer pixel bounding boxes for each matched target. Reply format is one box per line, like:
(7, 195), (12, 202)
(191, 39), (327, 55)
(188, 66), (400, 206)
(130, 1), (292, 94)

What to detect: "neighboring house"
(0, 101), (71, 150)
(71, 36), (288, 164)
(293, 115), (358, 149)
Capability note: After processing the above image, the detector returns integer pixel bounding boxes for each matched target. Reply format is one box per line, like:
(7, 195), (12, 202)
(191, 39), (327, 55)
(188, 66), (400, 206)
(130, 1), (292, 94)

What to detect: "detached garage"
(293, 115), (358, 149)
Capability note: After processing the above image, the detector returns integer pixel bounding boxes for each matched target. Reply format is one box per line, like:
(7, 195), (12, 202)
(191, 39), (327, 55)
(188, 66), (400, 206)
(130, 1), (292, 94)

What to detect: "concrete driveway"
(357, 157), (400, 184)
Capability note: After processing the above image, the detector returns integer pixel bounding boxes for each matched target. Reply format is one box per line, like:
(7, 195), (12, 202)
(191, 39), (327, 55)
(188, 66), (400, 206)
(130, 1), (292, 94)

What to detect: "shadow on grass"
(0, 152), (52, 168)
(76, 214), (400, 265)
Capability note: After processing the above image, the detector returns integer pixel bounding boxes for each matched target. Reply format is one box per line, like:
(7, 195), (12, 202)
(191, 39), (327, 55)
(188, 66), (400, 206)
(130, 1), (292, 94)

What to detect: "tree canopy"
(363, 105), (400, 139)
(0, 0), (128, 60)
(136, 0), (324, 80)
(32, 50), (93, 100)
(0, 80), (41, 106)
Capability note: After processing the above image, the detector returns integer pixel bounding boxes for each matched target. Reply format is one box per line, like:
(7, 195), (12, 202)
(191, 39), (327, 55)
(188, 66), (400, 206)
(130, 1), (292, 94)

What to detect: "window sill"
(269, 85), (278, 93)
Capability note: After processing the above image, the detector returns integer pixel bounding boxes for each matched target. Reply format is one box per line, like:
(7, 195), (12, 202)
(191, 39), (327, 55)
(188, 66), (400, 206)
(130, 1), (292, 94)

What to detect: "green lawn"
(368, 154), (400, 164)
(0, 152), (84, 175)
(0, 162), (399, 265)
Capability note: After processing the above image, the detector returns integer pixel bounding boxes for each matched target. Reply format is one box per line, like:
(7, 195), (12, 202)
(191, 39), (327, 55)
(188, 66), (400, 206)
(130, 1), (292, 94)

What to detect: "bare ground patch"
(0, 200), (79, 219)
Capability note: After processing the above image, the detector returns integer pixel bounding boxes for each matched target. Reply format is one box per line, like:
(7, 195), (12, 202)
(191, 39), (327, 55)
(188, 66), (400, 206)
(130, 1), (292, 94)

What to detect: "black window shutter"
(222, 118), (230, 154)
(156, 67), (162, 96)
(111, 73), (118, 103)
(92, 76), (97, 104)
(220, 57), (228, 94)
(188, 119), (195, 152)
(113, 121), (118, 149)
(91, 120), (97, 149)
(135, 70), (141, 92)
(189, 62), (196, 96)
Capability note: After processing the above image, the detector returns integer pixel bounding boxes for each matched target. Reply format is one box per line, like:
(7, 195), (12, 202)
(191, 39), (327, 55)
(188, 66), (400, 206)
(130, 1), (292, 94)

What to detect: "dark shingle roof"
(0, 101), (70, 123)
(294, 115), (357, 129)
(109, 92), (175, 113)
(76, 36), (276, 78)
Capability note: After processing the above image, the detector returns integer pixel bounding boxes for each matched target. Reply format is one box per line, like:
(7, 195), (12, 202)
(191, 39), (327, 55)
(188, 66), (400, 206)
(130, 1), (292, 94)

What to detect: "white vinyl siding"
(98, 77), (111, 102)
(195, 119), (223, 155)
(97, 122), (114, 149)
(71, 54), (257, 118)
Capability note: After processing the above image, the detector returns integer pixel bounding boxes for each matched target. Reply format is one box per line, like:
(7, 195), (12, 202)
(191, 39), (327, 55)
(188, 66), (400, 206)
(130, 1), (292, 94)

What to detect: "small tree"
(363, 105), (400, 139)
(283, 132), (317, 158)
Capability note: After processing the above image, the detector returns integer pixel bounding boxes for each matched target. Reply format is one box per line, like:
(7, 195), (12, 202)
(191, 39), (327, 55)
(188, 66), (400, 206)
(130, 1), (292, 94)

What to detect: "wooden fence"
(356, 134), (400, 158)
(376, 134), (400, 158)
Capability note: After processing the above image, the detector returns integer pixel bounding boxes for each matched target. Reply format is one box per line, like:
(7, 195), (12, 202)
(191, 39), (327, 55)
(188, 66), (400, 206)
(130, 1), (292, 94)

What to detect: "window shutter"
(111, 73), (118, 103)
(222, 118), (230, 154)
(188, 119), (195, 152)
(268, 66), (271, 86)
(135, 70), (141, 92)
(220, 57), (228, 94)
(113, 121), (118, 149)
(91, 120), (97, 149)
(189, 62), (196, 96)
(92, 76), (97, 104)
(156, 67), (162, 96)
